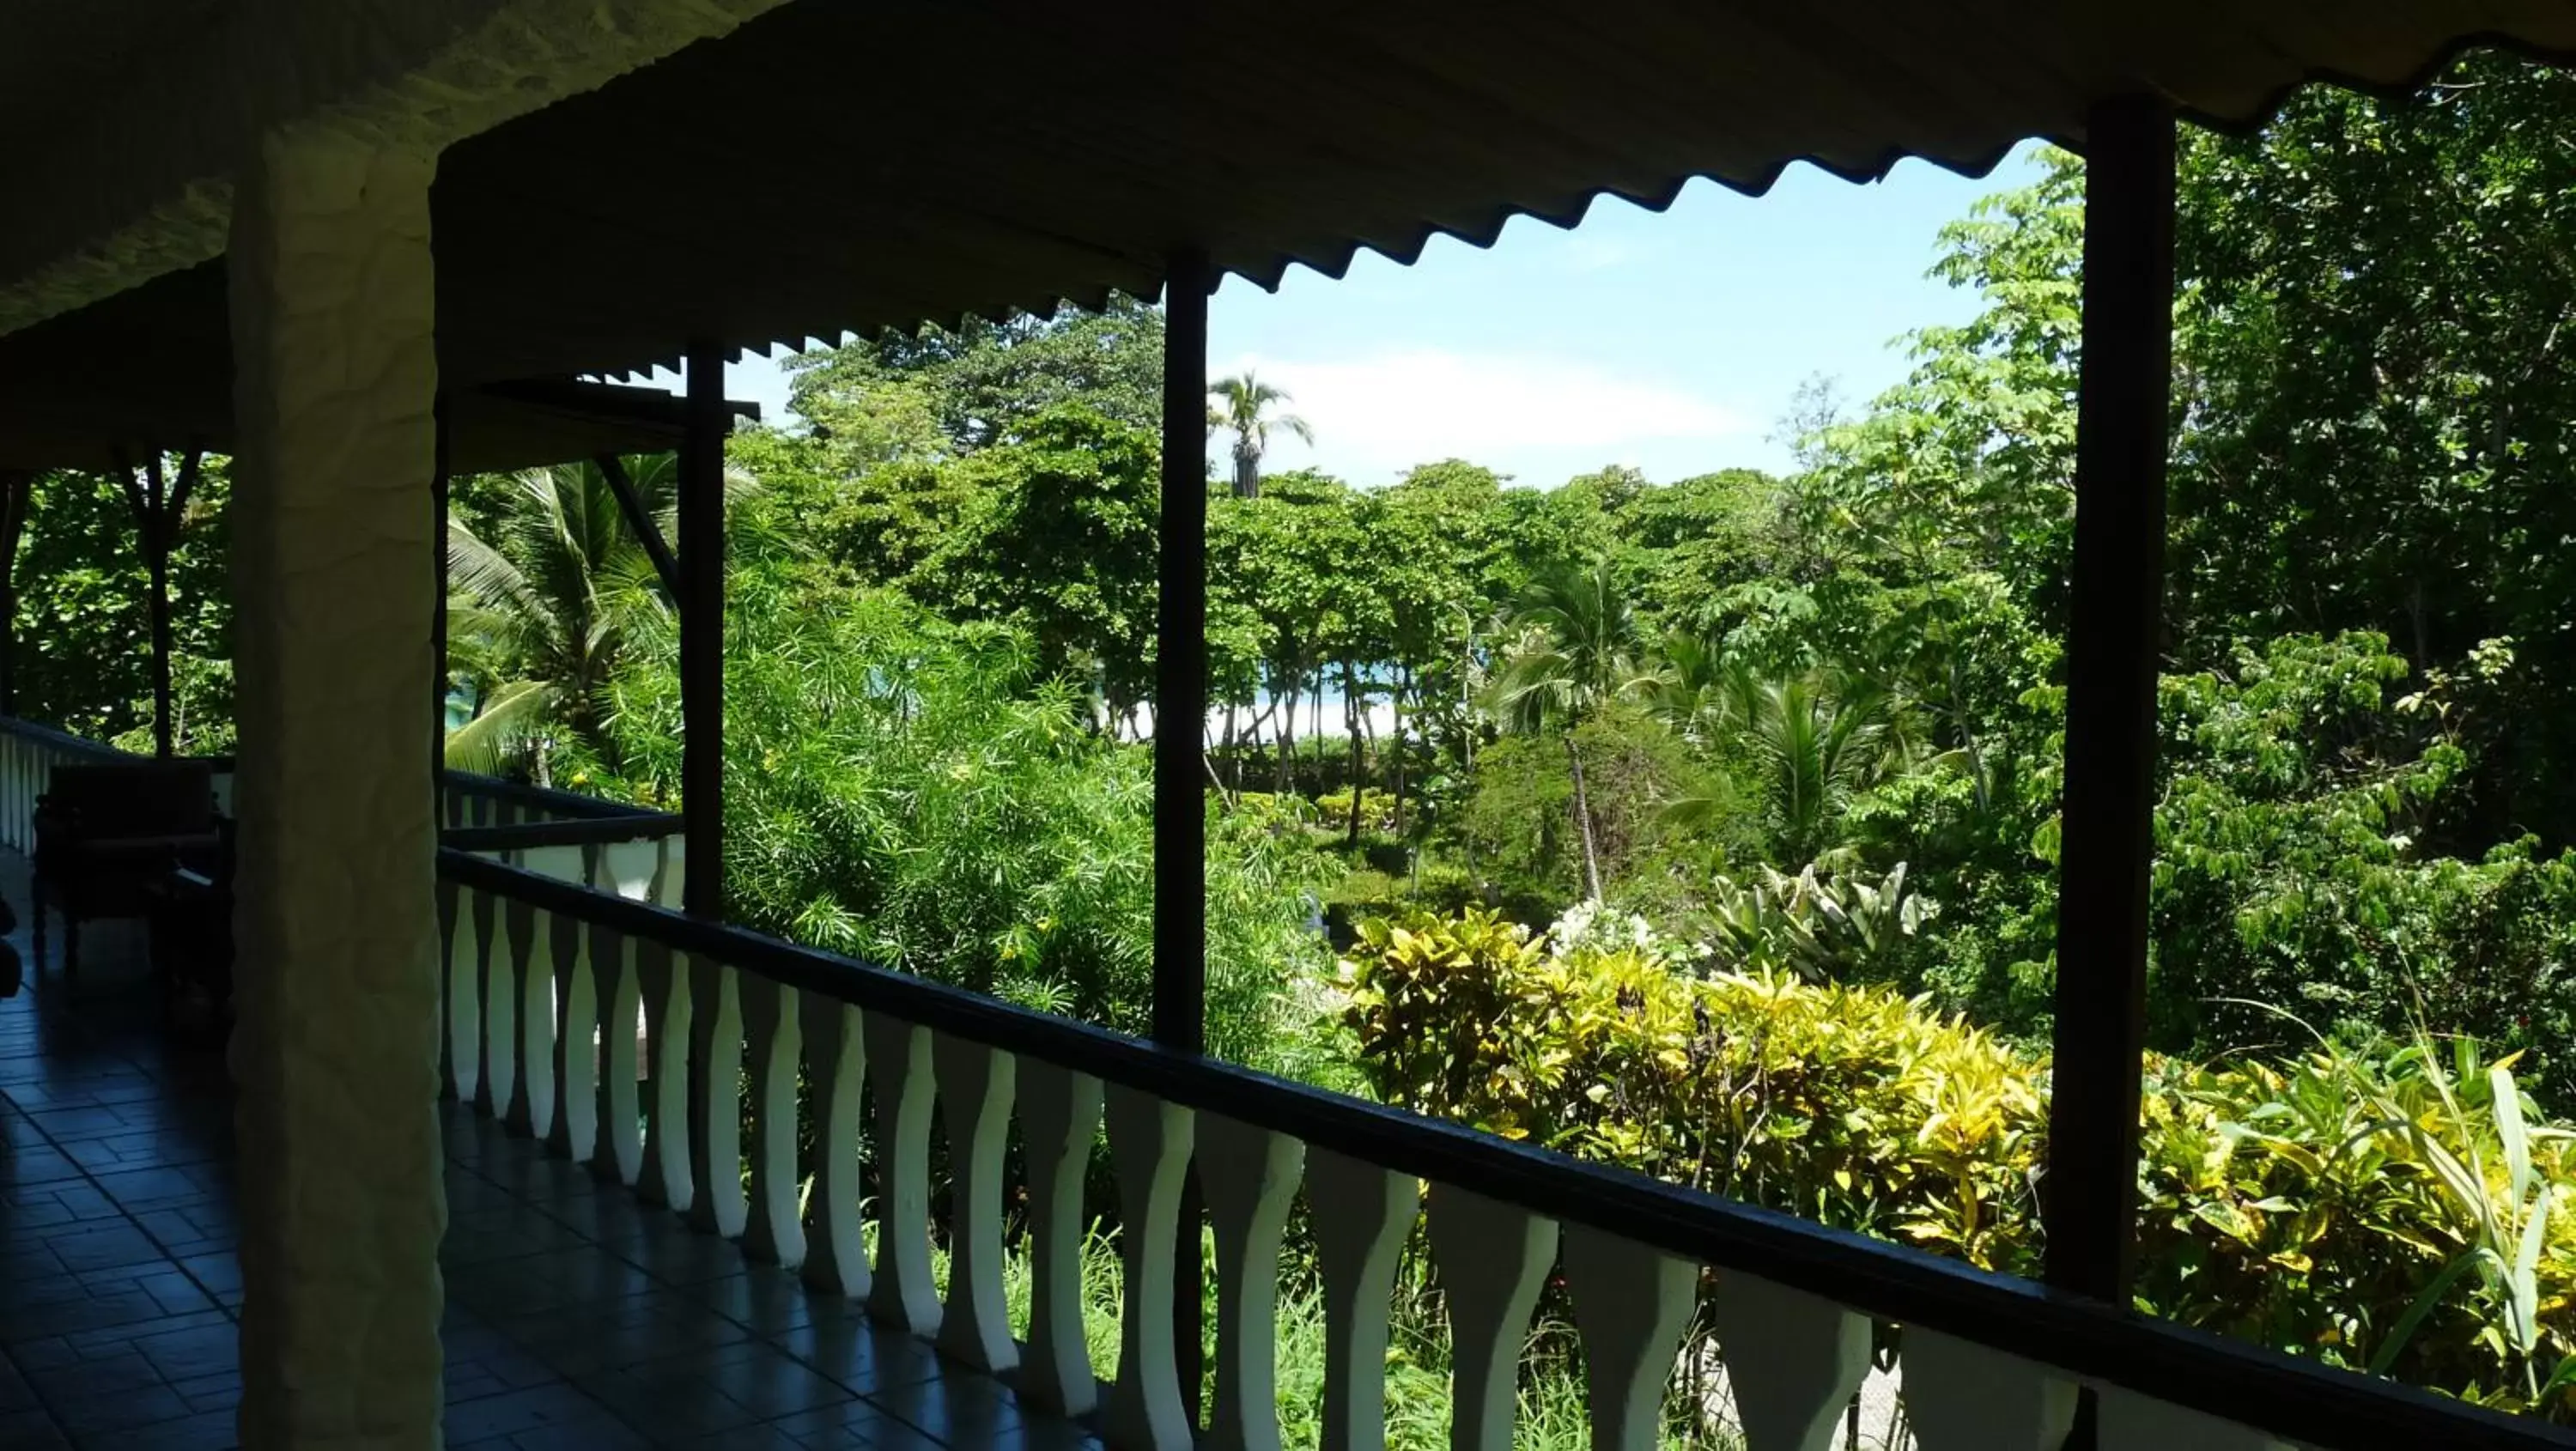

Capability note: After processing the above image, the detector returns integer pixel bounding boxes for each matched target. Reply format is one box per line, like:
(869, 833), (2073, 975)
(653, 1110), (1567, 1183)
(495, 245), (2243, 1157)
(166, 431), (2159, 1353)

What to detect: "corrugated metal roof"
(6, 0), (2575, 443)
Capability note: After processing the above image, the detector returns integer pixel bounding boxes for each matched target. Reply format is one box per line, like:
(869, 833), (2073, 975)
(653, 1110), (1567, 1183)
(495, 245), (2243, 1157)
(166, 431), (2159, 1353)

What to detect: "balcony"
(4, 719), (2570, 1451)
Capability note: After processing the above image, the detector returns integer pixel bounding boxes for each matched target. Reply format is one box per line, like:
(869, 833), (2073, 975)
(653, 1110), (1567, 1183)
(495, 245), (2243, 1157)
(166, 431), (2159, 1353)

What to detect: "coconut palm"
(444, 454), (746, 780)
(1488, 556), (1647, 900)
(1206, 372), (1314, 499)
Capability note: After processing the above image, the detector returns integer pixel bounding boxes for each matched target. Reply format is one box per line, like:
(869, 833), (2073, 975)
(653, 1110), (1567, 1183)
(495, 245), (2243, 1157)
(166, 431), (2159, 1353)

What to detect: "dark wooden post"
(2044, 94), (2176, 1307)
(1157, 245), (1212, 1423)
(0, 470), (32, 718)
(680, 343), (728, 919)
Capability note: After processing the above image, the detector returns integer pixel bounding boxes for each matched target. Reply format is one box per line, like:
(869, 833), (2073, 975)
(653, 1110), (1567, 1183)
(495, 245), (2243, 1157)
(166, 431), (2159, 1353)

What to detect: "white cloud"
(1220, 348), (1746, 484)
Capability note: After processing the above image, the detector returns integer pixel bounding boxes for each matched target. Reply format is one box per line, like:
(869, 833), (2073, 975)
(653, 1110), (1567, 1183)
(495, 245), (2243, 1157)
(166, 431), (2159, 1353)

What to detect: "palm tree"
(1206, 372), (1313, 499)
(444, 455), (744, 779)
(1661, 660), (1919, 867)
(1488, 556), (1645, 900)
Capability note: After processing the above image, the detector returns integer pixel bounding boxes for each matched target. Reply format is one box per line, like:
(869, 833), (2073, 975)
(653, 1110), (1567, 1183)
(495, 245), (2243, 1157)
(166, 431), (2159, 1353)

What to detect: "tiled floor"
(0, 862), (1098, 1451)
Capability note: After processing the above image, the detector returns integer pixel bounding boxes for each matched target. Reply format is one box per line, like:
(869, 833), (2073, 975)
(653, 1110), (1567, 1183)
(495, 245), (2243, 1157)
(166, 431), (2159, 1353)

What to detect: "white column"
(1200, 1116), (1304, 1451)
(738, 974), (803, 1266)
(1018, 1059), (1103, 1416)
(1307, 1150), (1414, 1451)
(798, 995), (870, 1299)
(1105, 1086), (1196, 1451)
(226, 123), (444, 1448)
(1425, 1185), (1554, 1451)
(933, 1035), (1018, 1372)
(864, 1013), (941, 1334)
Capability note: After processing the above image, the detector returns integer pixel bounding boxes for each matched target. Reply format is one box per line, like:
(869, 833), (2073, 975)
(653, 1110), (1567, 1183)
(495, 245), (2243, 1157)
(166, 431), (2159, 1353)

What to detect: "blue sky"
(710, 145), (2044, 486)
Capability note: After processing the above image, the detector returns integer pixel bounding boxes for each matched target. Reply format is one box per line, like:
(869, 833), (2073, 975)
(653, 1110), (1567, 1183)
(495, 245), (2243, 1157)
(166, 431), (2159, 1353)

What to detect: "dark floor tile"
(443, 1382), (624, 1443)
(77, 1409), (240, 1450)
(0, 1406), (74, 1448)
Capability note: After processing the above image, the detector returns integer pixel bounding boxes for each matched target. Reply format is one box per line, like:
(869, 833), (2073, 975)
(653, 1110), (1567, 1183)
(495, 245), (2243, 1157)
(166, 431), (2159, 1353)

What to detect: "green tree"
(9, 464), (234, 751)
(444, 455), (746, 780)
(1206, 371), (1314, 499)
(1490, 556), (1648, 901)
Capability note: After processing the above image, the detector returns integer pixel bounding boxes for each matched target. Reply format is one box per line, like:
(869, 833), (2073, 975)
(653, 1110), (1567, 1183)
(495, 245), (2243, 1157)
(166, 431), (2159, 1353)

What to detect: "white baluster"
(523, 841), (585, 886)
(503, 900), (556, 1140)
(683, 956), (746, 1237)
(799, 994), (871, 1299)
(1902, 1332), (2076, 1451)
(435, 879), (462, 1101)
(544, 908), (596, 1163)
(1426, 1184), (1556, 1451)
(635, 936), (695, 1211)
(865, 1013), (940, 1333)
(589, 924), (643, 1186)
(1708, 1273), (1870, 1451)
(1018, 1059), (1103, 1416)
(933, 1034), (1018, 1372)
(1308, 1150), (1415, 1451)
(1106, 1084), (1195, 1451)
(653, 836), (683, 908)
(2096, 1388), (2293, 1451)
(739, 974), (804, 1267)
(1201, 1116), (1304, 1451)
(600, 838), (659, 902)
(479, 893), (519, 1122)
(1562, 1227), (1697, 1451)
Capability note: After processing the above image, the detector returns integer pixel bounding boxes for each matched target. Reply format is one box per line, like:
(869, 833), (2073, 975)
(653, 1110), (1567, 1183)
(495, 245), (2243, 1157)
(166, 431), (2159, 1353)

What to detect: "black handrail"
(440, 768), (662, 823)
(444, 814), (682, 853)
(435, 846), (2576, 1451)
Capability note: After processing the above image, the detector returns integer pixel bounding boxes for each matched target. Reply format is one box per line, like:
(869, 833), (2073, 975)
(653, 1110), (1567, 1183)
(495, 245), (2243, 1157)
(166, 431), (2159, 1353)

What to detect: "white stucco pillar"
(226, 124), (445, 1450)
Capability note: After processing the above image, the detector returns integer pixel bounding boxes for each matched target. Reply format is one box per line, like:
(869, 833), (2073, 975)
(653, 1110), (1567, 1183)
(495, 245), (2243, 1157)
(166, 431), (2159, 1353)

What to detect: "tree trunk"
(1565, 731), (1602, 902)
(1345, 659), (1365, 852)
(1274, 669), (1294, 795)
(1392, 660), (1410, 834)
(1234, 448), (1261, 499)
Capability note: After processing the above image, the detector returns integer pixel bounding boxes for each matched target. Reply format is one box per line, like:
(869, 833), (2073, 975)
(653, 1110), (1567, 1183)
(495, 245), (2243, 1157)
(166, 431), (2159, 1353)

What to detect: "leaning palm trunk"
(1565, 732), (1603, 902)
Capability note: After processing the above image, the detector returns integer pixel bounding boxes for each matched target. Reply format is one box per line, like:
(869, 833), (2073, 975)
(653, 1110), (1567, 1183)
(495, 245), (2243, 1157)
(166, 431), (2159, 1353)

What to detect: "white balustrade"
(635, 936), (694, 1211)
(865, 1012), (942, 1334)
(1426, 1184), (1557, 1451)
(799, 994), (871, 1300)
(1308, 1150), (1415, 1451)
(1105, 1084), (1196, 1451)
(544, 906), (597, 1163)
(435, 879), (462, 1102)
(1202, 1115), (1305, 1451)
(500, 894), (558, 1140)
(1017, 1058), (1103, 1416)
(683, 955), (747, 1238)
(1904, 1332), (2077, 1451)
(588, 922), (643, 1187)
(422, 851), (2403, 1451)
(1709, 1272), (1871, 1451)
(933, 1033), (1018, 1373)
(473, 886), (508, 1120)
(1563, 1227), (1698, 1451)
(738, 974), (804, 1268)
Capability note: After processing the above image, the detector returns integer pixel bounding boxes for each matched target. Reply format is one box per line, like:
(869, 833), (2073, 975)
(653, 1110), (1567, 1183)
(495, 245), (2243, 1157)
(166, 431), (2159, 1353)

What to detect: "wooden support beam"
(679, 343), (728, 919)
(1153, 246), (1212, 1058)
(2044, 94), (2176, 1308)
(1154, 245), (1213, 1429)
(597, 452), (683, 601)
